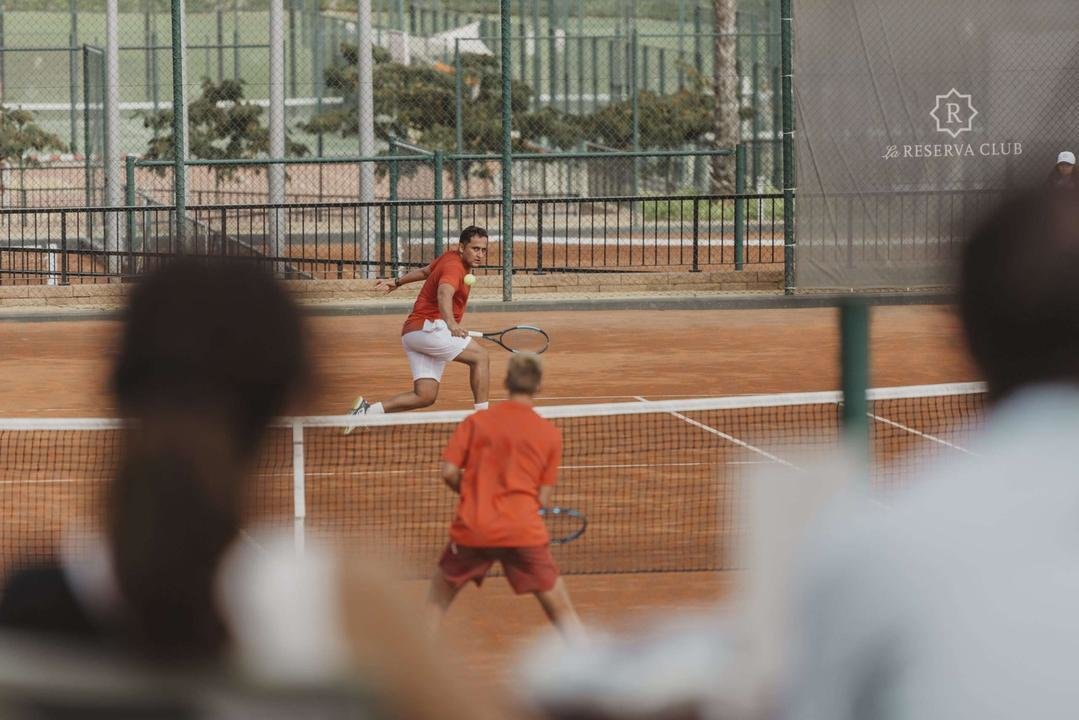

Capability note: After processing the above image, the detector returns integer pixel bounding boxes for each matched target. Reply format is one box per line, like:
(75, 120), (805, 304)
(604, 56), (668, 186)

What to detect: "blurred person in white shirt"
(787, 189), (1079, 720)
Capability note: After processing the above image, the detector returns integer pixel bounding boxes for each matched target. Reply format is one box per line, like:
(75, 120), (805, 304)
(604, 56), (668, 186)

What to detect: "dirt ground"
(0, 303), (978, 692)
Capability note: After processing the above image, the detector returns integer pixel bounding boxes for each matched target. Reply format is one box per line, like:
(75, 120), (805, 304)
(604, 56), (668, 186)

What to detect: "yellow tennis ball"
(463, 273), (477, 286)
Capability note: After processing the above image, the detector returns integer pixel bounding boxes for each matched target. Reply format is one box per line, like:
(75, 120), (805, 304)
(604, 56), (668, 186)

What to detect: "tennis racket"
(539, 506), (587, 545)
(468, 325), (549, 354)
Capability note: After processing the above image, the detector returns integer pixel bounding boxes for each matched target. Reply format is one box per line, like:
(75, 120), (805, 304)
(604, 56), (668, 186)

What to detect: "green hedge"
(642, 194), (784, 223)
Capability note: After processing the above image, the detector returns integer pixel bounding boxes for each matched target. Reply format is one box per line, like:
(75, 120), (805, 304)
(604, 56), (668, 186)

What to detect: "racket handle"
(467, 331), (483, 338)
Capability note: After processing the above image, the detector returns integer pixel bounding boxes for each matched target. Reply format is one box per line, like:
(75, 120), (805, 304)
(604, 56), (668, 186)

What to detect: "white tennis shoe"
(342, 396), (371, 435)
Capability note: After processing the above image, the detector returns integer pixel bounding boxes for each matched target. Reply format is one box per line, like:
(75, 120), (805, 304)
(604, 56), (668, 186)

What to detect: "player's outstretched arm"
(376, 262), (434, 293)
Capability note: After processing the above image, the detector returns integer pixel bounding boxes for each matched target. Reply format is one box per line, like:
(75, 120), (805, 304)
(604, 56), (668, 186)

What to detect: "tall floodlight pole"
(270, 0), (286, 270)
(500, 0), (513, 301)
(105, 0), (122, 274)
(171, 0), (188, 243)
(358, 0), (375, 278)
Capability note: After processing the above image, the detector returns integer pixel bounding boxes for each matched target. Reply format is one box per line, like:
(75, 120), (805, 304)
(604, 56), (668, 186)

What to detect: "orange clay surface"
(0, 304), (977, 692)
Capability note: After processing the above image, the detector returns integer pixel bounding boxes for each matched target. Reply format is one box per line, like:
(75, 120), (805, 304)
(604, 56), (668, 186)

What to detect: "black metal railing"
(1, 193), (785, 284)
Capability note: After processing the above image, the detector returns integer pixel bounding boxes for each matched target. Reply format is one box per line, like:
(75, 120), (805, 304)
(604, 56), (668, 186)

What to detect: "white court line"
(0, 477), (107, 486)
(0, 461), (772, 487)
(633, 396), (799, 469)
(259, 460), (742, 480)
(868, 412), (975, 455)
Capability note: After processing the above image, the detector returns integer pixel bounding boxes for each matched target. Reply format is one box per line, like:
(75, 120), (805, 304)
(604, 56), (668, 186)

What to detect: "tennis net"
(0, 382), (986, 579)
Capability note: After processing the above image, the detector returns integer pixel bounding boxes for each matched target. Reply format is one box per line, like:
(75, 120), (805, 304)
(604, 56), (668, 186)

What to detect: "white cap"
(1058, 151), (1076, 165)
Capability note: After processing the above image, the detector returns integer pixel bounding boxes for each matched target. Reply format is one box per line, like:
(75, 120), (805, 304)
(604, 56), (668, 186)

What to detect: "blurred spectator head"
(960, 190), (1079, 401)
(107, 259), (310, 661)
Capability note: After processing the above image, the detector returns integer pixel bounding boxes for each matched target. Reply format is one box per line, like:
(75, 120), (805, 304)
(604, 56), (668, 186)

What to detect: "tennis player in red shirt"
(345, 226), (490, 426)
(426, 353), (584, 639)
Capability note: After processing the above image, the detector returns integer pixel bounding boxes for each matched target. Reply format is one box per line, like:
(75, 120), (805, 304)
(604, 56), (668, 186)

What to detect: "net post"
(292, 421), (307, 556)
(735, 144), (746, 270)
(781, 0), (795, 295)
(840, 297), (870, 466)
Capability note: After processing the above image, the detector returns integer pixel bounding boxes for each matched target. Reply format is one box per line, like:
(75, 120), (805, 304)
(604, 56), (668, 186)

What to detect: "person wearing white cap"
(1047, 151), (1077, 190)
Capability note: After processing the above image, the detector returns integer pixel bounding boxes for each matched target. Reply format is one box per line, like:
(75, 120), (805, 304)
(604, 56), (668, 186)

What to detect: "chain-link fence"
(0, 0), (780, 208)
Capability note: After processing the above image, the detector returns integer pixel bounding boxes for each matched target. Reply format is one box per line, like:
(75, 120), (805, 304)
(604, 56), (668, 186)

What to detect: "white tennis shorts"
(402, 319), (472, 381)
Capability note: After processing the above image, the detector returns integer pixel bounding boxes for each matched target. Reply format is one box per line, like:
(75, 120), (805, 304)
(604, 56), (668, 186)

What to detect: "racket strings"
(501, 327), (550, 353)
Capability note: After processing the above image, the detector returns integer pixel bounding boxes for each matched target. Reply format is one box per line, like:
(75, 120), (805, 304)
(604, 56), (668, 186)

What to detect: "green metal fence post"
(433, 150), (444, 256)
(454, 40), (464, 199)
(630, 29), (640, 198)
(314, 13), (324, 158)
(389, 137), (400, 275)
(171, 0), (186, 242)
(781, 0), (794, 294)
(501, 0), (513, 301)
(772, 64), (781, 189)
(841, 297), (870, 463)
(751, 28), (761, 189)
(69, 0), (78, 153)
(734, 144), (746, 270)
(82, 45), (92, 207)
(125, 154), (137, 258)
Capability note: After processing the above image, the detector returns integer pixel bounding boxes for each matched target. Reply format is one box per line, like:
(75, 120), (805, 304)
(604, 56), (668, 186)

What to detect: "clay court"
(0, 302), (978, 686)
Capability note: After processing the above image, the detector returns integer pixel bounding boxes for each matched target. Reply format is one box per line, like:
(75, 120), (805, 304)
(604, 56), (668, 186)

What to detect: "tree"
(140, 78), (308, 188)
(305, 44), (542, 152)
(0, 106), (67, 207)
(711, 0), (739, 193)
(307, 42), (715, 189)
